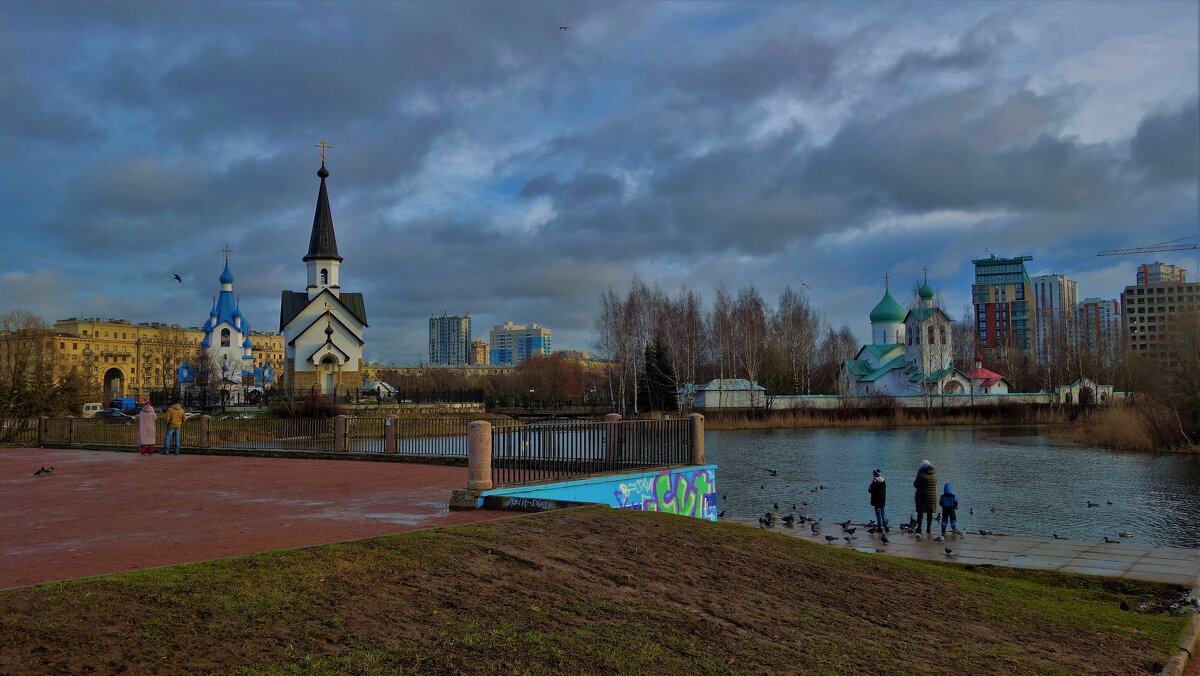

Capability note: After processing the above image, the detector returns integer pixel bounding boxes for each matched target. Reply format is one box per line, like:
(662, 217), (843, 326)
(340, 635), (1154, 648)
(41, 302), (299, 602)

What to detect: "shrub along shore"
(700, 403), (1199, 453)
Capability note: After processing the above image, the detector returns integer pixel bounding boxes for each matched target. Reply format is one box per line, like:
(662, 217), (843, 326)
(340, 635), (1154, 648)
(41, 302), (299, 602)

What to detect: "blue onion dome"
(919, 280), (935, 300)
(219, 260), (234, 285)
(242, 337), (252, 349)
(869, 290), (906, 323)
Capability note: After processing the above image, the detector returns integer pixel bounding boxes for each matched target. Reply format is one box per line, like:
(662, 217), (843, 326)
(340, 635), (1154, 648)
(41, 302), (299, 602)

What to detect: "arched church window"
(322, 355), (336, 365)
(321, 269), (328, 285)
(939, 326), (946, 345)
(928, 326), (935, 345)
(221, 328), (230, 347)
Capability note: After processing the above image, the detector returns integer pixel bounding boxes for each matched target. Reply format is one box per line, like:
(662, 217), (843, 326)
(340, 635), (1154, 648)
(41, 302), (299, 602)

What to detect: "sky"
(0, 1), (1196, 364)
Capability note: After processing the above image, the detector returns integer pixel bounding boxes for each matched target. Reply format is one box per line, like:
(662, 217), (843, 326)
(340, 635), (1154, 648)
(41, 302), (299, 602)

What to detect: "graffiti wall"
(480, 465), (718, 521)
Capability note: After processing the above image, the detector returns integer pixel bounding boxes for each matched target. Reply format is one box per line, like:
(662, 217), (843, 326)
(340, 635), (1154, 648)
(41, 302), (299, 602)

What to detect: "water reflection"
(707, 426), (1200, 548)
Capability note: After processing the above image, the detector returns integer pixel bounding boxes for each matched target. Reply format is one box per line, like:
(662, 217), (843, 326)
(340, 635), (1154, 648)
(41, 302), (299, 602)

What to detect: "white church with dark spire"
(839, 273), (972, 397)
(279, 157), (368, 394)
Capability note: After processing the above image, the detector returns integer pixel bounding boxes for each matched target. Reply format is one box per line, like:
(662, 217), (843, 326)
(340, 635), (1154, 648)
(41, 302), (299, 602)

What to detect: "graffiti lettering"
(612, 468), (717, 521)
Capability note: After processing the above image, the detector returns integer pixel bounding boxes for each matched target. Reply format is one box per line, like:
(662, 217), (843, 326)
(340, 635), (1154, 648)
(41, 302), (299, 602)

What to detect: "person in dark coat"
(939, 483), (959, 535)
(868, 468), (888, 532)
(913, 459), (938, 535)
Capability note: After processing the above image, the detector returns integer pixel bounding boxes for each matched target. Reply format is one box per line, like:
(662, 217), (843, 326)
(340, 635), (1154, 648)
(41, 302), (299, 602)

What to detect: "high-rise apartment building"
(1031, 274), (1079, 364)
(972, 254), (1035, 361)
(1136, 262), (1188, 285)
(428, 314), (471, 365)
(1121, 265), (1198, 366)
(1076, 298), (1122, 359)
(470, 339), (489, 365)
(489, 321), (552, 366)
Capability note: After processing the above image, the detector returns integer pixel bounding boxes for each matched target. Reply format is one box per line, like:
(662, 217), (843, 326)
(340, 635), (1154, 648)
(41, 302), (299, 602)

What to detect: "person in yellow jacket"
(163, 402), (185, 455)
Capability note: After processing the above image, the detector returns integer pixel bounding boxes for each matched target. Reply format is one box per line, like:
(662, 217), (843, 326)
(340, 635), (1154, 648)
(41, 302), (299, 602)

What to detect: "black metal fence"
(0, 418), (38, 445)
(491, 418), (692, 486)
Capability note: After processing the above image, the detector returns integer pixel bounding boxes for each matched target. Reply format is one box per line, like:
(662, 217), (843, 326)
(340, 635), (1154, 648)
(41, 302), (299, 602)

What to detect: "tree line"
(595, 278), (859, 415)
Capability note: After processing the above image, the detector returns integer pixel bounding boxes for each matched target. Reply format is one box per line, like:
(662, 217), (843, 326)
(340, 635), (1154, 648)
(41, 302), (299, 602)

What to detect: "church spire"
(304, 161), (342, 263)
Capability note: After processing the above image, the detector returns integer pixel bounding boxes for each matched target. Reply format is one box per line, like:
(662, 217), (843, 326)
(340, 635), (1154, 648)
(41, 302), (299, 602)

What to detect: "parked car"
(81, 402), (104, 418)
(95, 408), (135, 423)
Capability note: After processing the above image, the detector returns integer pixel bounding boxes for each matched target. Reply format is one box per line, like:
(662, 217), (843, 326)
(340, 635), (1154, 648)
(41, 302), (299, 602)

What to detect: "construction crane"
(1097, 237), (1198, 256)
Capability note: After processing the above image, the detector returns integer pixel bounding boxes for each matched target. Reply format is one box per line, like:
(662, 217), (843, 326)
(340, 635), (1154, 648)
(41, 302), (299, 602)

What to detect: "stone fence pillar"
(604, 413), (622, 464)
(67, 416), (76, 445)
(689, 413), (705, 465)
(384, 415), (399, 454)
(467, 420), (493, 491)
(333, 415), (348, 453)
(199, 415), (210, 448)
(37, 416), (48, 448)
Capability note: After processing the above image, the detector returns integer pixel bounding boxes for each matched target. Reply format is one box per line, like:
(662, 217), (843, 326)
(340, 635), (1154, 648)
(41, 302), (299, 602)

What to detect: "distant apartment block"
(428, 314), (471, 365)
(489, 321), (551, 366)
(972, 254), (1035, 361)
(1121, 265), (1198, 366)
(555, 350), (590, 361)
(1136, 261), (1188, 286)
(1031, 274), (1079, 364)
(1077, 297), (1122, 358)
(470, 339), (489, 365)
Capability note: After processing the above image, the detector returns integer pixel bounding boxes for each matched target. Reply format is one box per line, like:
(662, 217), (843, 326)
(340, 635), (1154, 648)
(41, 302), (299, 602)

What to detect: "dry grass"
(1053, 404), (1199, 453)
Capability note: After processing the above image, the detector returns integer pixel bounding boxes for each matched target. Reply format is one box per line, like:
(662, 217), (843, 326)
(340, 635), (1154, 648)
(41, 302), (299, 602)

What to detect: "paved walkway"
(0, 447), (505, 590)
(732, 518), (1200, 587)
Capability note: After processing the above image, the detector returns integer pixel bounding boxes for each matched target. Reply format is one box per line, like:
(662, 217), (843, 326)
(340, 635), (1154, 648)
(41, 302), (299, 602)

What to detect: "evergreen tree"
(642, 337), (678, 412)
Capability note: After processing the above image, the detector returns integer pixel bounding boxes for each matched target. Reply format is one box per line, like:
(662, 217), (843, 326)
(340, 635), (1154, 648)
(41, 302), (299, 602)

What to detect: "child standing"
(868, 469), (888, 532)
(939, 483), (959, 535)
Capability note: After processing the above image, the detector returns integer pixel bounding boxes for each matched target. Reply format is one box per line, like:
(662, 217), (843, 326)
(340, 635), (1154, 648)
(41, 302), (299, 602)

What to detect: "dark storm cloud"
(0, 44), (100, 145)
(0, 1), (1194, 361)
(884, 15), (1014, 81)
(1130, 97), (1199, 186)
(519, 171), (624, 205)
(799, 87), (1116, 213)
(673, 30), (838, 101)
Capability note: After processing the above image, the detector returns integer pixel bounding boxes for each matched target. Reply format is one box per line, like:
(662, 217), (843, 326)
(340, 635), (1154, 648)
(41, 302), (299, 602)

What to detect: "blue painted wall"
(481, 465), (718, 521)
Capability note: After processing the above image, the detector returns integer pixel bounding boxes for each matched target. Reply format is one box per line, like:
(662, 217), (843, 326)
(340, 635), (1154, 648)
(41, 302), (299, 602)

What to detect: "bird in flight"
(559, 26), (569, 30)
(172, 273), (182, 283)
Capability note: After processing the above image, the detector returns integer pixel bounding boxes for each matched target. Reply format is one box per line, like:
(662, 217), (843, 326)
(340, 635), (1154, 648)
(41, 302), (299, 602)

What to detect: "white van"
(82, 402), (104, 418)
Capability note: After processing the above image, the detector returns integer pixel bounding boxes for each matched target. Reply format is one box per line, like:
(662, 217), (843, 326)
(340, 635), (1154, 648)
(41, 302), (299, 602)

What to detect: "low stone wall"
(479, 464), (718, 521)
(765, 393), (1055, 410)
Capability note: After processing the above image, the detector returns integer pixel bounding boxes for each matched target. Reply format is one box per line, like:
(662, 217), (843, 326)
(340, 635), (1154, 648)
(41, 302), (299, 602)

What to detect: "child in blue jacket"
(939, 483), (959, 535)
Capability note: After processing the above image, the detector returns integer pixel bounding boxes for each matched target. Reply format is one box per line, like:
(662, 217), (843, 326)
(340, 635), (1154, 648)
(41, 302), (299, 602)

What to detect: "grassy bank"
(704, 405), (1073, 431)
(0, 508), (1187, 674)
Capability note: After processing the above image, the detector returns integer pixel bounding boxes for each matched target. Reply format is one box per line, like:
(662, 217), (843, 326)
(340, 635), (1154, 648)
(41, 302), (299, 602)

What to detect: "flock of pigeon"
(744, 467), (1138, 552)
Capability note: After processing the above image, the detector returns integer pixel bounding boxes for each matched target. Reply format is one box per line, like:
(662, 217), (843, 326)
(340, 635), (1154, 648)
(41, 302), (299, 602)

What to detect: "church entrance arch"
(943, 380), (964, 394)
(320, 356), (338, 395)
(103, 368), (125, 398)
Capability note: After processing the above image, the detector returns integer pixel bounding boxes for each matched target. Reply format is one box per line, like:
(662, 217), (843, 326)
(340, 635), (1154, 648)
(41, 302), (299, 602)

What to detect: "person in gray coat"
(913, 459), (938, 535)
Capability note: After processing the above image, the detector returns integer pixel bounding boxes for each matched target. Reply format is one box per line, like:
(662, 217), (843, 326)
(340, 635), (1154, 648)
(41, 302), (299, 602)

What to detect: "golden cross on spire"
(222, 245), (232, 261)
(314, 139), (334, 164)
(883, 273), (890, 290)
(921, 265), (929, 283)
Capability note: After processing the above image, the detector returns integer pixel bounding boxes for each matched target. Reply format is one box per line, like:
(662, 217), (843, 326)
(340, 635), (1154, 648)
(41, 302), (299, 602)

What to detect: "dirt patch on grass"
(0, 508), (1187, 674)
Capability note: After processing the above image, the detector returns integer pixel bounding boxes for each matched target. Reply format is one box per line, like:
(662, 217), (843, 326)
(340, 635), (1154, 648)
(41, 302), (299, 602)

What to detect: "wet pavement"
(0, 447), (504, 590)
(733, 517), (1200, 587)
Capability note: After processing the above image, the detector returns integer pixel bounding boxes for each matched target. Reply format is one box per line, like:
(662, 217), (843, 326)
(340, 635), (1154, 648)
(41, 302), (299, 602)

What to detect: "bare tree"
(772, 286), (822, 394)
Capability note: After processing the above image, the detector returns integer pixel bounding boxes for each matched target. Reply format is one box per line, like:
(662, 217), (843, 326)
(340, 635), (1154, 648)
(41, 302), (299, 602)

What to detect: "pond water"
(706, 426), (1200, 549)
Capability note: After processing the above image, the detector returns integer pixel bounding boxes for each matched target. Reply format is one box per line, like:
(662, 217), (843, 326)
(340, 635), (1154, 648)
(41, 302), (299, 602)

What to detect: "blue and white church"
(839, 276), (972, 396)
(177, 255), (274, 397)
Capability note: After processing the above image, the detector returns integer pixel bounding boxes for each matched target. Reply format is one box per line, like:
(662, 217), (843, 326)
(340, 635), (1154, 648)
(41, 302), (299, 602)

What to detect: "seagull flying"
(172, 273), (182, 283)
(559, 25), (569, 30)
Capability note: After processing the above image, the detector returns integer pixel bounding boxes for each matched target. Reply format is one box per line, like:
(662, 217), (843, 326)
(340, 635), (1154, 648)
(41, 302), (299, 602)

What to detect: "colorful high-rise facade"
(1136, 262), (1188, 285)
(972, 254), (1035, 361)
(489, 322), (552, 366)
